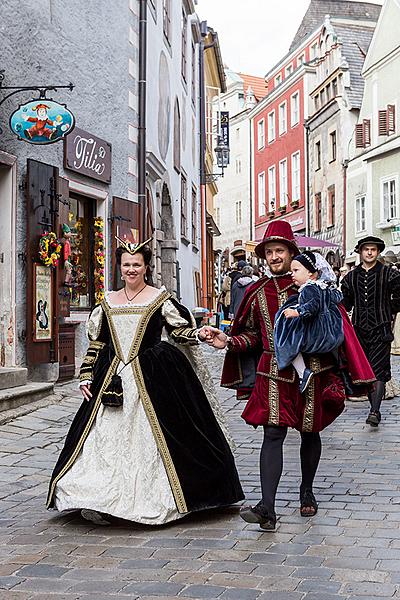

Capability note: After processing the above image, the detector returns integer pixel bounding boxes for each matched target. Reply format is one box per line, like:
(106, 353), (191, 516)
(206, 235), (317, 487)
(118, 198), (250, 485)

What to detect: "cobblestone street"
(1, 350), (400, 599)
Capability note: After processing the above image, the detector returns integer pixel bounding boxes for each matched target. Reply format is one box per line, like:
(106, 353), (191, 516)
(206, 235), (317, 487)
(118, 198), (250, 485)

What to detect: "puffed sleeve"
(341, 272), (354, 312)
(389, 267), (400, 315)
(162, 299), (199, 345)
(297, 284), (321, 318)
(79, 305), (106, 384)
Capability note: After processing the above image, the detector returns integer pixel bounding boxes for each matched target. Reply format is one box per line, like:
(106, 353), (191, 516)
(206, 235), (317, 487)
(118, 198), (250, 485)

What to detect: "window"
(320, 88), (325, 106)
(163, 0), (171, 41)
(327, 186), (335, 227)
(379, 105), (396, 135)
(329, 131), (337, 161)
(279, 159), (288, 206)
(257, 119), (265, 149)
(297, 54), (305, 66)
(181, 9), (187, 81)
(314, 193), (322, 232)
(355, 119), (371, 148)
(173, 99), (181, 172)
(291, 152), (300, 202)
(275, 73), (282, 86)
(192, 186), (197, 245)
(191, 41), (196, 105)
(315, 141), (321, 170)
(381, 177), (397, 221)
(332, 78), (338, 97)
(285, 64), (293, 76)
(235, 201), (242, 225)
(291, 92), (299, 126)
(258, 172), (266, 216)
(181, 174), (188, 238)
(268, 165), (276, 212)
(279, 102), (287, 135)
(310, 42), (318, 59)
(355, 195), (366, 234)
(314, 96), (320, 112)
(215, 206), (221, 227)
(68, 194), (95, 309)
(268, 110), (275, 143)
(326, 83), (331, 102)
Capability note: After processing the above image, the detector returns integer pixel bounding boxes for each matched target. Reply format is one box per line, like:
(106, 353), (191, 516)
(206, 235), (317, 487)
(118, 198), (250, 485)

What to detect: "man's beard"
(268, 261), (291, 274)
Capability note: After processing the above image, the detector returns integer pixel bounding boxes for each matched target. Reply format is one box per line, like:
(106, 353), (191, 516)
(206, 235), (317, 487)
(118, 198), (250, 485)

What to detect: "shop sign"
(220, 111), (229, 148)
(64, 127), (112, 183)
(9, 99), (75, 145)
(392, 225), (400, 244)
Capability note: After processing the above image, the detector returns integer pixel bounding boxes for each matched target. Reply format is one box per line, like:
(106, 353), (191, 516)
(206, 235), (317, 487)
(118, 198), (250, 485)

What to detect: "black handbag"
(101, 373), (124, 407)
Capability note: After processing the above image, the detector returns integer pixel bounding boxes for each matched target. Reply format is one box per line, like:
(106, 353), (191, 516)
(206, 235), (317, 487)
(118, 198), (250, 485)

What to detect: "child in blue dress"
(274, 251), (344, 393)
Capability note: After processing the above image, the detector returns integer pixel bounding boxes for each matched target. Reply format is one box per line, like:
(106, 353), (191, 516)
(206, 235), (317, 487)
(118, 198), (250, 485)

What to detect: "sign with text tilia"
(9, 99), (75, 145)
(64, 126), (112, 183)
(220, 111), (229, 148)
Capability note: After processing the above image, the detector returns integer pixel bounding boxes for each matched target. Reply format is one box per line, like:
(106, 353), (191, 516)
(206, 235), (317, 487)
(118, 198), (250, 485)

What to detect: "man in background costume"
(341, 236), (400, 427)
(202, 221), (374, 531)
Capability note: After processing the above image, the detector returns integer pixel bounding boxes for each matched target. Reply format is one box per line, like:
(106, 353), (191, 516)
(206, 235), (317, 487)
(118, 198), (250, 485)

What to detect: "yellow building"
(200, 25), (226, 309)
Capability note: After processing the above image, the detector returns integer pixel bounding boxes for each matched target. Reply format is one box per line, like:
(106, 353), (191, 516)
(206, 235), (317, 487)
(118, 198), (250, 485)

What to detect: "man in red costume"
(23, 104), (55, 140)
(201, 221), (374, 531)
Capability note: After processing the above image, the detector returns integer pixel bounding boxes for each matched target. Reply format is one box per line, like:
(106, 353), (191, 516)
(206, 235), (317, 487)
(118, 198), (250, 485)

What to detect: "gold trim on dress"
(132, 358), (188, 513)
(47, 355), (120, 507)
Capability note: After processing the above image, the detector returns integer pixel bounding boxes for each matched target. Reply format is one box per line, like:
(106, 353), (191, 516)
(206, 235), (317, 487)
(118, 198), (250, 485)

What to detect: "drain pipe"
(199, 21), (208, 308)
(138, 0), (147, 240)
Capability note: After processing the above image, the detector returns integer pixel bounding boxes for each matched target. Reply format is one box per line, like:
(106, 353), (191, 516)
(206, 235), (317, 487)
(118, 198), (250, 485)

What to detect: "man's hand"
(80, 384), (93, 402)
(198, 326), (229, 349)
(283, 308), (300, 319)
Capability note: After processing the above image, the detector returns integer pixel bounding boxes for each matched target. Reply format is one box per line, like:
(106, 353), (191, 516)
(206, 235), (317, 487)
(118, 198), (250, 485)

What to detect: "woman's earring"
(121, 275), (125, 281)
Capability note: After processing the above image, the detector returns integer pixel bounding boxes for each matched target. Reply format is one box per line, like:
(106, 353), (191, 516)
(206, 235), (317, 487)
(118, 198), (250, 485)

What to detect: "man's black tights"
(259, 425), (322, 514)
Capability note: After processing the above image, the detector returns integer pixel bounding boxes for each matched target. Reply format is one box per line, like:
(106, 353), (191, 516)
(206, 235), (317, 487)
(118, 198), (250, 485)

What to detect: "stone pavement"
(1, 350), (400, 600)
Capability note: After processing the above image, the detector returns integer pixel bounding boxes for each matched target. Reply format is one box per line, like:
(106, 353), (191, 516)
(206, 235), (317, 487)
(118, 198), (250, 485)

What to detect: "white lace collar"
(298, 279), (329, 293)
(105, 286), (166, 308)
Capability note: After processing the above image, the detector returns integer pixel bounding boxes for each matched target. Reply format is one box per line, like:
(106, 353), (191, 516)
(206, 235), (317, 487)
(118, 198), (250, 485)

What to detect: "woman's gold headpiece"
(115, 236), (152, 255)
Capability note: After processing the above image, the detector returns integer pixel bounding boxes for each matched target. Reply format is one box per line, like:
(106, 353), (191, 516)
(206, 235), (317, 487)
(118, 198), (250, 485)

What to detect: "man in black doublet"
(341, 236), (400, 426)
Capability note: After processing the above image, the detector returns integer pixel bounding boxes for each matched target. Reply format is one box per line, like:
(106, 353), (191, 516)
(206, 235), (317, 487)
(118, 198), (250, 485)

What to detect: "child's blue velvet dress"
(274, 280), (344, 370)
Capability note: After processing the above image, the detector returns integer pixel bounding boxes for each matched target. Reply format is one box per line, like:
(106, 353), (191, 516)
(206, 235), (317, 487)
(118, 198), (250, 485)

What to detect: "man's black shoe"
(366, 411), (380, 427)
(239, 505), (276, 531)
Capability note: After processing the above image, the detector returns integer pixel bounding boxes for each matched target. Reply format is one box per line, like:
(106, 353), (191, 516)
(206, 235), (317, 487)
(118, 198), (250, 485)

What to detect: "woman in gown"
(47, 239), (244, 525)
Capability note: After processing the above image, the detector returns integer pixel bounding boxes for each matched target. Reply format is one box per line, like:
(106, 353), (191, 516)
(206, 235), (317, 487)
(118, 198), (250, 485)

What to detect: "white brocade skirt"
(54, 363), (181, 524)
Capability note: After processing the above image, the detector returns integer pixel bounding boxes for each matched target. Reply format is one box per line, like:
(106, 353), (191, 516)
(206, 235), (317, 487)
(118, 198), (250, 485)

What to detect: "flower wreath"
(39, 232), (62, 268)
(94, 217), (106, 303)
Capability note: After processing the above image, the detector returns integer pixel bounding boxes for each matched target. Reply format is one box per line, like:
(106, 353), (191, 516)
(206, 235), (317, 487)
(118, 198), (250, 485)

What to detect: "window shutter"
(56, 177), (71, 318)
(26, 159), (60, 365)
(363, 119), (371, 146)
(387, 104), (395, 133)
(378, 109), (388, 135)
(355, 124), (364, 148)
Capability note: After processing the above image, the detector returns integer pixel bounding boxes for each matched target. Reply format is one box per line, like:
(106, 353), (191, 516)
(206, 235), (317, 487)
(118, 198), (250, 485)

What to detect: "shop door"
(111, 197), (140, 290)
(26, 159), (60, 365)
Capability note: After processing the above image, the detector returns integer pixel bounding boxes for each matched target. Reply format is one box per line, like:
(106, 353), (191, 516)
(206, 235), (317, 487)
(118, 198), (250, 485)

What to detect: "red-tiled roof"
(239, 73), (268, 101)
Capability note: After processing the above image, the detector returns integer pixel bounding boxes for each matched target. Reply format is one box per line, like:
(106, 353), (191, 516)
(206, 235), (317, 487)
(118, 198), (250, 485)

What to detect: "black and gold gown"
(47, 288), (244, 524)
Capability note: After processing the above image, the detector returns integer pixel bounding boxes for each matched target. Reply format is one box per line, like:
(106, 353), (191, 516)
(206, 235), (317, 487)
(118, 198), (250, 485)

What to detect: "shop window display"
(68, 195), (95, 309)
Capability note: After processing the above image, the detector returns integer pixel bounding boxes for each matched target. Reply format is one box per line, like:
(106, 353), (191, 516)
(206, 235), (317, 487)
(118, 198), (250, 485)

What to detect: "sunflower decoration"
(93, 217), (106, 303)
(38, 232), (62, 268)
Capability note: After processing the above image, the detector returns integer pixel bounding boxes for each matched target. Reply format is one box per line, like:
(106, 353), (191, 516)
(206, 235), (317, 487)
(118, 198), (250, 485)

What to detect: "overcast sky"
(197, 0), (383, 77)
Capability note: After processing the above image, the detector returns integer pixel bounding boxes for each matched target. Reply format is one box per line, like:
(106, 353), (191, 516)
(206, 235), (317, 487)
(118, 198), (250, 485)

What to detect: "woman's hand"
(199, 326), (228, 349)
(80, 384), (93, 402)
(283, 308), (300, 319)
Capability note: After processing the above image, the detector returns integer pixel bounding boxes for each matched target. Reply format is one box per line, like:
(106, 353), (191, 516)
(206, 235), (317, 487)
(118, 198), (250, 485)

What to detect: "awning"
(206, 211), (221, 236)
(381, 245), (400, 257)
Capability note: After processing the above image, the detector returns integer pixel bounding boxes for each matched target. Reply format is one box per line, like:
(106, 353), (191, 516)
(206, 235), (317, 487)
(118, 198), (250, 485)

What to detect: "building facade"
(307, 9), (379, 265)
(213, 70), (267, 269)
(0, 0), (140, 383)
(346, 0), (400, 266)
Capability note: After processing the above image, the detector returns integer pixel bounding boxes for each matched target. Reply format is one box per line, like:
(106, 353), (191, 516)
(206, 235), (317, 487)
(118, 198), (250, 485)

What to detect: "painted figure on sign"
(23, 104), (55, 140)
(36, 300), (49, 330)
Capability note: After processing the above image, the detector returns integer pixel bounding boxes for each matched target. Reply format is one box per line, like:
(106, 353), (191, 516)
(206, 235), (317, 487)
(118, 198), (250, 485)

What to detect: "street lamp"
(214, 137), (230, 169)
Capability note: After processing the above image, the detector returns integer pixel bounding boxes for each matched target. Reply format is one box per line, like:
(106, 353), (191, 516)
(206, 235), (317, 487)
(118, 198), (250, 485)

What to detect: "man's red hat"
(255, 220), (299, 258)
